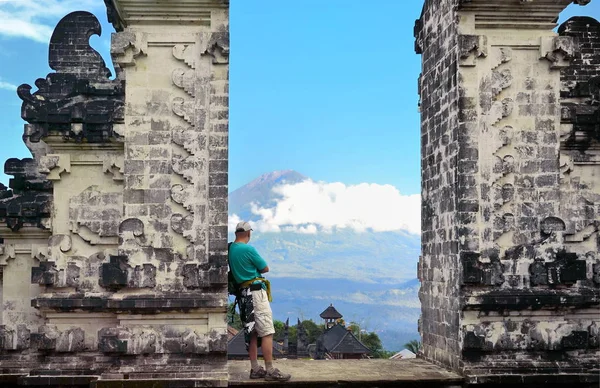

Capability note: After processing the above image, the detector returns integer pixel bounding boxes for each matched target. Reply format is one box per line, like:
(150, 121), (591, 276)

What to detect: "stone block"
(182, 264), (205, 289)
(98, 328), (127, 354)
(100, 255), (128, 290)
(0, 325), (31, 351)
(561, 331), (589, 349)
(31, 326), (85, 353)
(129, 331), (157, 355)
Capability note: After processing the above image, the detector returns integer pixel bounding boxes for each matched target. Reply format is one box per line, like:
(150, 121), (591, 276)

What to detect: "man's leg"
(240, 290), (265, 378)
(252, 290), (290, 381)
(260, 334), (273, 370)
(249, 331), (258, 361)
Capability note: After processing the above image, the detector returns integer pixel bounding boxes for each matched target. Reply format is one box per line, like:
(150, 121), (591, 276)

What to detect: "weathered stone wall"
(0, 1), (229, 386)
(0, 12), (126, 380)
(417, 0), (599, 385)
(415, 0), (462, 371)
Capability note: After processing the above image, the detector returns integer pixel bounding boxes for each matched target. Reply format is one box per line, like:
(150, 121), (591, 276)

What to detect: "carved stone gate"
(0, 0), (230, 386)
(416, 0), (599, 385)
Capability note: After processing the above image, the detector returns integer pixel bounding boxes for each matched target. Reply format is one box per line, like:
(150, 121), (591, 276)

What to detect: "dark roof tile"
(319, 304), (343, 319)
(320, 324), (370, 354)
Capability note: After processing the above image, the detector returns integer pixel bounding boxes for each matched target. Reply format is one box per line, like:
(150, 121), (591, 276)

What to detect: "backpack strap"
(227, 242), (238, 322)
(227, 242), (233, 278)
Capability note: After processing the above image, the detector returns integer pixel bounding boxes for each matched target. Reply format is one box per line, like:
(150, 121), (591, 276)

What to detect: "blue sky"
(0, 0), (598, 196)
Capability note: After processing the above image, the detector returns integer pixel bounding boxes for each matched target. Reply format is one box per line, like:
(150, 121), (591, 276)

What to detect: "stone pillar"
(0, 0), (229, 385)
(415, 0), (462, 371)
(102, 0), (230, 383)
(416, 0), (599, 385)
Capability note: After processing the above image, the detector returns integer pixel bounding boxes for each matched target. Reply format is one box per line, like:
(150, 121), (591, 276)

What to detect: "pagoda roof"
(321, 324), (370, 355)
(320, 304), (342, 319)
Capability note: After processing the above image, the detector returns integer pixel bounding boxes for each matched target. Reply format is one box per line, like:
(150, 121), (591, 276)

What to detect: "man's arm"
(249, 246), (269, 275)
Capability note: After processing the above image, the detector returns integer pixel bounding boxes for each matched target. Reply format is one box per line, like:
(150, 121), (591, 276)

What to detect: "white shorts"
(251, 288), (275, 338)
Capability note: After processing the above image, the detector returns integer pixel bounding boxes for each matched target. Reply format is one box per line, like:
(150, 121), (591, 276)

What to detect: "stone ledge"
(228, 359), (463, 387)
(462, 288), (600, 310)
(457, 0), (579, 30)
(17, 375), (98, 387)
(466, 372), (600, 386)
(92, 378), (227, 388)
(32, 296), (226, 312)
(106, 0), (228, 31)
(0, 374), (25, 386)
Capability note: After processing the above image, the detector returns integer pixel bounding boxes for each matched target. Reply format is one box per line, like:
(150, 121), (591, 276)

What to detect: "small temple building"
(227, 304), (370, 360)
(320, 303), (343, 329)
(316, 304), (371, 360)
(316, 324), (371, 360)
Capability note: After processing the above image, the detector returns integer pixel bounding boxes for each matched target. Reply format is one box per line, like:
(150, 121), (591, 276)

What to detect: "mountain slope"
(229, 170), (307, 221)
(228, 170), (421, 350)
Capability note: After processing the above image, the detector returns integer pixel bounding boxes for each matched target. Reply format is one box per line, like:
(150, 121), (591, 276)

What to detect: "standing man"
(229, 221), (291, 382)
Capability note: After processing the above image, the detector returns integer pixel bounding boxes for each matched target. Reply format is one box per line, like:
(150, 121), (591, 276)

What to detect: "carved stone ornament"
(461, 251), (505, 286)
(17, 12), (124, 144)
(459, 35), (488, 67)
(529, 250), (587, 286)
(0, 158), (52, 231)
(200, 32), (230, 64)
(540, 36), (575, 70)
(111, 31), (148, 68)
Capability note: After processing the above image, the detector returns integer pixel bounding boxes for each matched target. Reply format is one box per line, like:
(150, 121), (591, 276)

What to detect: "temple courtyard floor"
(3, 359), (463, 387)
(229, 358), (463, 387)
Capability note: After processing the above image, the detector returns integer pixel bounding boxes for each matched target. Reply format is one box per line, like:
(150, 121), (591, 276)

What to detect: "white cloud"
(228, 213), (242, 232)
(232, 180), (421, 235)
(0, 0), (101, 43)
(0, 79), (17, 91)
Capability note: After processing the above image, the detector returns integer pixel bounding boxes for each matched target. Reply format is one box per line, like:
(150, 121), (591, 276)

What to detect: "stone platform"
(0, 359), (463, 387)
(229, 359), (463, 387)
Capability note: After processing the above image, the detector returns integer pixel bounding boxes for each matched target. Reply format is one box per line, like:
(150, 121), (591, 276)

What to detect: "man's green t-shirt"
(229, 242), (268, 285)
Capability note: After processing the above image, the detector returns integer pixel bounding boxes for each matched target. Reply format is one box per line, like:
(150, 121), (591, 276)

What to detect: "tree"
(404, 339), (422, 354)
(360, 331), (384, 358)
(300, 319), (324, 344)
(273, 320), (285, 341)
(347, 322), (360, 337)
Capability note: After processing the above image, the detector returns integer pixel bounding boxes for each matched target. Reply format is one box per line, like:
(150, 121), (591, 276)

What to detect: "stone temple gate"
(0, 0), (230, 386)
(0, 0), (597, 387)
(416, 0), (599, 385)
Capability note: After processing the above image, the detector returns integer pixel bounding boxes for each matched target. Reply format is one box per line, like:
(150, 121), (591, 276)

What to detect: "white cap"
(235, 221), (253, 233)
